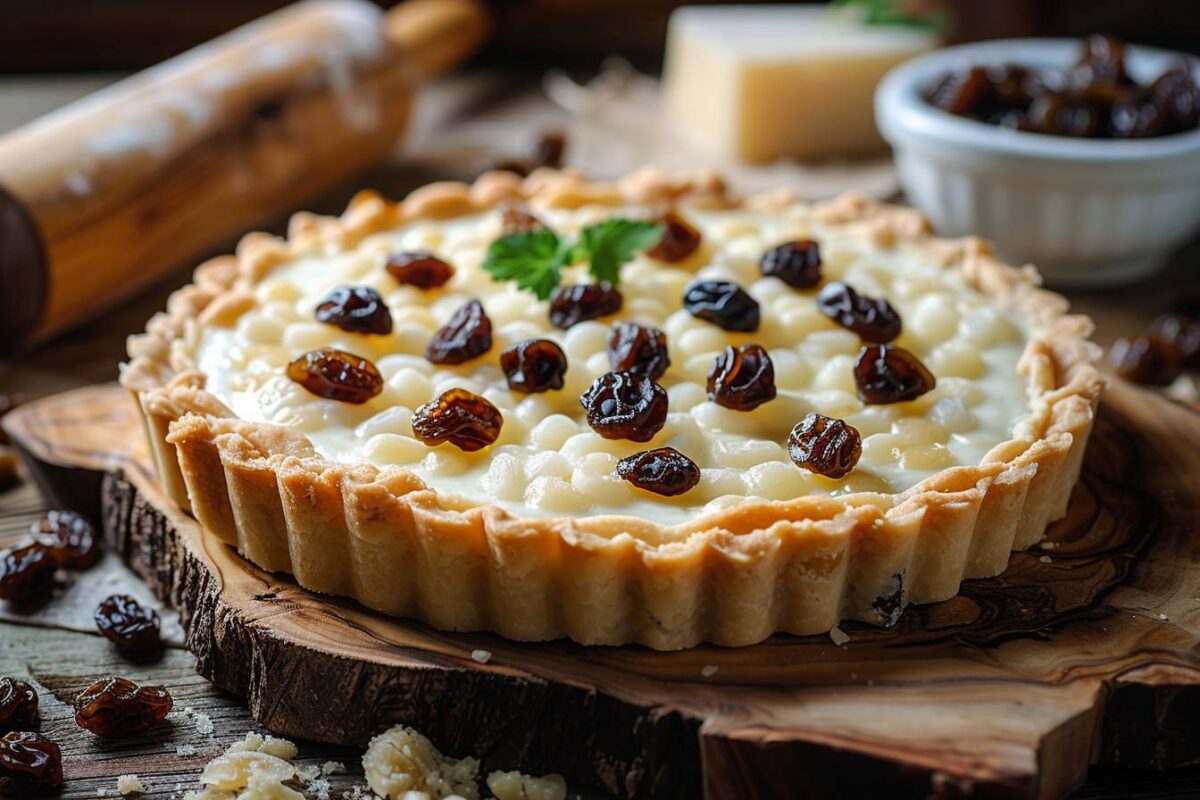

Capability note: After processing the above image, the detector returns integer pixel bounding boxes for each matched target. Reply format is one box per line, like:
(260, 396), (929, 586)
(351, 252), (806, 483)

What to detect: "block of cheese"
(663, 6), (937, 162)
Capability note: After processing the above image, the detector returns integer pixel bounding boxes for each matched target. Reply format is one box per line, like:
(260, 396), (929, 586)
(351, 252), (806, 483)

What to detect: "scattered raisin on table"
(817, 282), (902, 343)
(385, 251), (455, 289)
(30, 509), (99, 569)
(0, 545), (57, 602)
(580, 372), (669, 442)
(607, 321), (671, 380)
(1109, 335), (1182, 386)
(760, 240), (822, 289)
(500, 339), (568, 394)
(616, 447), (700, 496)
(94, 595), (162, 653)
(412, 389), (503, 452)
(789, 413), (863, 479)
(707, 344), (776, 411)
(854, 344), (937, 405)
(314, 286), (393, 335)
(0, 731), (62, 790)
(548, 283), (622, 329)
(73, 677), (172, 737)
(1149, 312), (1200, 367)
(682, 280), (760, 332)
(646, 211), (701, 263)
(287, 348), (383, 404)
(0, 678), (38, 730)
(499, 203), (545, 235)
(426, 299), (493, 365)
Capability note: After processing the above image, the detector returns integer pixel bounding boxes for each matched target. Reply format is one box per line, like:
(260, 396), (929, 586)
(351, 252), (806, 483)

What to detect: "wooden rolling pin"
(0, 0), (488, 353)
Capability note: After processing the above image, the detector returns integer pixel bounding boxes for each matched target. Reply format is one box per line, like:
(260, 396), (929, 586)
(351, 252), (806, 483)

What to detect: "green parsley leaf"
(577, 220), (665, 284)
(482, 230), (573, 300)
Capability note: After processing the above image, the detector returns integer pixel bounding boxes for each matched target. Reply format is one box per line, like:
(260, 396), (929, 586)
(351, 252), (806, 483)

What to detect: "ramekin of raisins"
(876, 36), (1200, 287)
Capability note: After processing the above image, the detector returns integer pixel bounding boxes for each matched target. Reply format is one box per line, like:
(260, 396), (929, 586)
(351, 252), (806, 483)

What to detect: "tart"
(122, 169), (1103, 650)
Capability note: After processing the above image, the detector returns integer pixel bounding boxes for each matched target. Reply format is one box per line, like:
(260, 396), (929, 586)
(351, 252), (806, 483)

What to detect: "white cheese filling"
(190, 204), (1031, 524)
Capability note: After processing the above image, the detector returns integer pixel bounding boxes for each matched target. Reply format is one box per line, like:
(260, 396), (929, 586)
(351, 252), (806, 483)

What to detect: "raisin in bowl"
(876, 38), (1200, 287)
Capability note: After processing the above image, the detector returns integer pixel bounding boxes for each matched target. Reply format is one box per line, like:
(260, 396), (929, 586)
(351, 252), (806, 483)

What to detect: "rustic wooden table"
(2, 71), (1198, 799)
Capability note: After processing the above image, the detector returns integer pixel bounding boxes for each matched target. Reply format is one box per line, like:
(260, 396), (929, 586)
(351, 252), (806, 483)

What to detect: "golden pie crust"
(122, 169), (1103, 650)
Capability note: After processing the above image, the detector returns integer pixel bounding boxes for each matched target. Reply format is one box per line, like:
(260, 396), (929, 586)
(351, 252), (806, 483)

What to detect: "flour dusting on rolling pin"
(0, 0), (487, 352)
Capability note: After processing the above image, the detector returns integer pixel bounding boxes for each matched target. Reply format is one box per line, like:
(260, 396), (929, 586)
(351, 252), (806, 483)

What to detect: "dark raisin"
(30, 509), (99, 569)
(426, 300), (493, 365)
(1149, 312), (1200, 367)
(548, 283), (622, 329)
(1110, 89), (1167, 138)
(1028, 92), (1103, 137)
(616, 447), (700, 496)
(646, 211), (701, 262)
(607, 322), (670, 380)
(73, 677), (172, 737)
(500, 339), (568, 394)
(706, 345), (776, 411)
(817, 281), (902, 343)
(0, 545), (56, 602)
(412, 389), (503, 452)
(287, 348), (383, 404)
(94, 595), (162, 653)
(682, 280), (759, 332)
(927, 66), (991, 116)
(0, 731), (62, 790)
(0, 394), (24, 446)
(0, 678), (38, 731)
(580, 372), (668, 442)
(854, 344), (937, 404)
(760, 240), (822, 289)
(500, 203), (545, 235)
(1072, 34), (1131, 88)
(788, 413), (863, 479)
(385, 251), (454, 289)
(314, 286), (393, 334)
(532, 130), (567, 169)
(1151, 66), (1200, 133)
(1109, 335), (1182, 386)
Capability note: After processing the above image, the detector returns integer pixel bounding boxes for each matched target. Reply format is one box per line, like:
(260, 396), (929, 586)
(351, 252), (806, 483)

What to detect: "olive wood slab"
(5, 381), (1200, 800)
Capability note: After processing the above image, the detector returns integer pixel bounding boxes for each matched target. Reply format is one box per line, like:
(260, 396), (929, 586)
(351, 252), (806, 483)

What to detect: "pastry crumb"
(183, 706), (215, 735)
(470, 649), (492, 664)
(176, 744), (198, 756)
(1039, 555), (1052, 563)
(487, 769), (568, 800)
(828, 625), (850, 646)
(363, 725), (479, 799)
(700, 664), (718, 678)
(117, 774), (147, 795)
(178, 730), (302, 800)
(1158, 613), (1169, 621)
(322, 761), (347, 775)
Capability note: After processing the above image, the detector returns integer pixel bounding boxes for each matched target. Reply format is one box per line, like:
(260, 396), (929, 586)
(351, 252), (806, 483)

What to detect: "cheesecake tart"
(122, 169), (1103, 650)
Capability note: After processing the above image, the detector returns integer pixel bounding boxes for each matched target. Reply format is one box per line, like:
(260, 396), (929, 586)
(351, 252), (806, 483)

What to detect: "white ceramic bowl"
(875, 39), (1200, 287)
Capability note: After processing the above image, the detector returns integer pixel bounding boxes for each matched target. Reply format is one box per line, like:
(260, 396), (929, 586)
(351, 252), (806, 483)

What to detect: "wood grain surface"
(6, 376), (1200, 800)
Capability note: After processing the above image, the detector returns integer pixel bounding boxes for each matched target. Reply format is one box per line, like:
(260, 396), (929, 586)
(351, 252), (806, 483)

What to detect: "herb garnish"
(482, 219), (664, 300)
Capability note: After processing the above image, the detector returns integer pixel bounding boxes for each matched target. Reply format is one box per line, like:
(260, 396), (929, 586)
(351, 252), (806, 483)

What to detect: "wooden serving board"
(6, 382), (1200, 800)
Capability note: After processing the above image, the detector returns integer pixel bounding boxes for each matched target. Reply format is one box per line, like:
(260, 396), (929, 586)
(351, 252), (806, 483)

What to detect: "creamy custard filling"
(189, 204), (1031, 524)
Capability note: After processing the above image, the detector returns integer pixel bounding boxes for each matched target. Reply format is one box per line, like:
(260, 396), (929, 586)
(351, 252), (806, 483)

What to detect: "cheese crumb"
(176, 744), (198, 756)
(322, 761), (347, 776)
(117, 774), (147, 795)
(180, 731), (303, 800)
(1039, 555), (1052, 564)
(363, 726), (480, 800)
(828, 625), (850, 646)
(486, 770), (567, 800)
(470, 649), (492, 664)
(700, 665), (718, 678)
(183, 707), (215, 735)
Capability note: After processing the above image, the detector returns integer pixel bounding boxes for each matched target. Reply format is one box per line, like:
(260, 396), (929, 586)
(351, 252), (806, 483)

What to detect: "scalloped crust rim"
(121, 168), (1104, 650)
